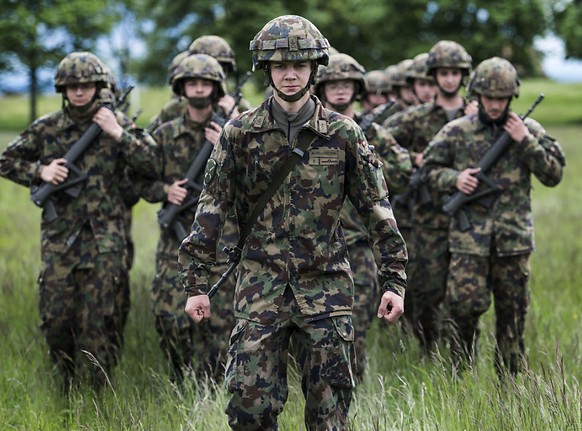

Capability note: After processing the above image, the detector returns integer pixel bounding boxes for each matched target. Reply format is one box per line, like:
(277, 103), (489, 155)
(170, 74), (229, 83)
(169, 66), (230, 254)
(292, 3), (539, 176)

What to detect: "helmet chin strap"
(266, 64), (317, 103)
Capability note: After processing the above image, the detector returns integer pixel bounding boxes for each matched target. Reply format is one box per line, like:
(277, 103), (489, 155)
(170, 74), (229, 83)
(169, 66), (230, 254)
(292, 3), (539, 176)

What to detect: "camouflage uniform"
(141, 54), (236, 383)
(179, 15), (407, 431)
(0, 52), (160, 390)
(423, 57), (565, 374)
(385, 40), (472, 355)
(314, 53), (412, 380)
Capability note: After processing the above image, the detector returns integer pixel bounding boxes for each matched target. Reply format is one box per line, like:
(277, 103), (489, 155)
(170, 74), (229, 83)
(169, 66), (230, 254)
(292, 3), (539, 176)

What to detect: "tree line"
(1, 0), (580, 121)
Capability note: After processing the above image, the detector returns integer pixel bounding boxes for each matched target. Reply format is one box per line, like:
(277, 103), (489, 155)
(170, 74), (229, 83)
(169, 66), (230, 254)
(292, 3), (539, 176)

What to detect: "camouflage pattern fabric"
(178, 94), (407, 427)
(368, 100), (406, 129)
(423, 111), (565, 373)
(143, 111), (236, 382)
(225, 286), (355, 430)
(0, 102), (160, 389)
(384, 99), (470, 354)
(147, 97), (186, 133)
(179, 95), (407, 323)
(342, 118), (410, 379)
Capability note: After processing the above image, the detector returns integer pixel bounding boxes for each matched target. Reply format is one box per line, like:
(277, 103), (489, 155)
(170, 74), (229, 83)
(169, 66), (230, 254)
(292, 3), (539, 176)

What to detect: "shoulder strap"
(237, 130), (314, 249)
(207, 130), (316, 297)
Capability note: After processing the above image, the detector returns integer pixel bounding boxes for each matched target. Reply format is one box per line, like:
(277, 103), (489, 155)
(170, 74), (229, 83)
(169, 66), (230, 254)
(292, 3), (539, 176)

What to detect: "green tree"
(132, 0), (550, 86)
(553, 0), (582, 59)
(0, 0), (120, 122)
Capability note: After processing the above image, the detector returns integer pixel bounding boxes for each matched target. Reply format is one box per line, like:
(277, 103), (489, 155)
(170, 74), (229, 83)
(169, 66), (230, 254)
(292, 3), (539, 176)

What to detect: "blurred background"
(1, 0), (581, 122)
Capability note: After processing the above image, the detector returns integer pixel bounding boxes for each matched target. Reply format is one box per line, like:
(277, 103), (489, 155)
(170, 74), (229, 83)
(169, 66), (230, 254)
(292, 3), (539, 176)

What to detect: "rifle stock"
(442, 93), (544, 231)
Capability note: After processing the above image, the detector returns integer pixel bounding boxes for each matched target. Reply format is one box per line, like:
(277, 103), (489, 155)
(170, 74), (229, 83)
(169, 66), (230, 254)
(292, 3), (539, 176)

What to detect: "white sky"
(534, 33), (582, 82)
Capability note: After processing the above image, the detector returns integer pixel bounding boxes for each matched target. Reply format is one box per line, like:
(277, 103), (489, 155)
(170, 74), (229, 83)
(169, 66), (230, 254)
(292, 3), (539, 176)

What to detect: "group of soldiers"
(0, 12), (566, 431)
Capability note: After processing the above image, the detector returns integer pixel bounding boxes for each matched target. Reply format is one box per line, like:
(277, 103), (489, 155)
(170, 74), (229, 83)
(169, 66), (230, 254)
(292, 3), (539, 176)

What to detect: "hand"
(377, 291), (404, 324)
(185, 295), (211, 323)
(464, 99), (479, 116)
(93, 107), (123, 142)
(414, 152), (424, 167)
(218, 94), (238, 119)
(504, 111), (530, 144)
(205, 120), (223, 146)
(167, 178), (188, 205)
(40, 158), (68, 185)
(456, 167), (481, 195)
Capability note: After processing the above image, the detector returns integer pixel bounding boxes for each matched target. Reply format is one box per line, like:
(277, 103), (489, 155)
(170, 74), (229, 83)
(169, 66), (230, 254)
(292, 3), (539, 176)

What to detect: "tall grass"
(0, 101), (581, 428)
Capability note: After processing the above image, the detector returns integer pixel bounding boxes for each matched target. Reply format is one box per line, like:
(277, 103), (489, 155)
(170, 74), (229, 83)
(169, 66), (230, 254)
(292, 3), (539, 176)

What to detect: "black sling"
(207, 130), (316, 298)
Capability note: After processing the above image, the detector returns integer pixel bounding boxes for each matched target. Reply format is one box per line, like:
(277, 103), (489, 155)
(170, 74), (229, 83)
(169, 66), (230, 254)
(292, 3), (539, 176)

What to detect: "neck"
(435, 91), (464, 110)
(272, 90), (311, 113)
(326, 102), (354, 118)
(187, 104), (213, 123)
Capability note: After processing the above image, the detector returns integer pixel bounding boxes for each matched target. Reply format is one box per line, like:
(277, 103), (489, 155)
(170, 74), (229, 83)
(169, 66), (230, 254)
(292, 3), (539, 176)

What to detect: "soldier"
(179, 15), (407, 430)
(366, 59), (417, 129)
(405, 52), (437, 104)
(360, 69), (392, 114)
(148, 35), (250, 133)
(422, 57), (565, 375)
(385, 40), (474, 356)
(314, 52), (412, 381)
(139, 53), (234, 384)
(0, 52), (160, 391)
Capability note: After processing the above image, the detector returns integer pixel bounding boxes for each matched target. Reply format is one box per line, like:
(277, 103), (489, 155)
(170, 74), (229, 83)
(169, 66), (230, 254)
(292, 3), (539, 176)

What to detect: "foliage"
(553, 0), (582, 59)
(131, 0), (550, 85)
(0, 0), (121, 121)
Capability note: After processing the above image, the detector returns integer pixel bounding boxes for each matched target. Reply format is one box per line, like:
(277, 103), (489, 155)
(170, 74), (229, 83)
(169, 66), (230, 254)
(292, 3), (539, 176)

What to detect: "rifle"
(157, 71), (252, 241)
(442, 93), (544, 231)
(30, 86), (134, 221)
(357, 100), (395, 134)
(391, 166), (431, 218)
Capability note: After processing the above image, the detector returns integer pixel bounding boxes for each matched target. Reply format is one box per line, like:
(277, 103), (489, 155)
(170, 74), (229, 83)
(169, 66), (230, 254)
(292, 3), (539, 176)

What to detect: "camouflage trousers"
(406, 226), (450, 355)
(152, 253), (234, 383)
(39, 226), (125, 390)
(225, 286), (355, 431)
(349, 241), (379, 380)
(447, 252), (531, 376)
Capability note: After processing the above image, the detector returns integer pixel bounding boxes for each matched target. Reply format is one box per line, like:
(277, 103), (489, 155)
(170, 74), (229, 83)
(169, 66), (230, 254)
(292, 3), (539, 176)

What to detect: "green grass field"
(0, 84), (581, 430)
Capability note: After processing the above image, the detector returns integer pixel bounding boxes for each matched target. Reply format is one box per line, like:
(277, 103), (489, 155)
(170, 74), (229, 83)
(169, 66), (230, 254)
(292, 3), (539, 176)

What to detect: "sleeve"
(346, 122), (408, 297)
(423, 124), (463, 193)
(519, 119), (565, 187)
(178, 127), (235, 296)
(0, 123), (43, 187)
(369, 123), (413, 195)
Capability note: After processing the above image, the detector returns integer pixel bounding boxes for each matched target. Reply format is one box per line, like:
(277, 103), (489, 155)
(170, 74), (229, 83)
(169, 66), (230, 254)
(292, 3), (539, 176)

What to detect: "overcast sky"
(535, 33), (582, 82)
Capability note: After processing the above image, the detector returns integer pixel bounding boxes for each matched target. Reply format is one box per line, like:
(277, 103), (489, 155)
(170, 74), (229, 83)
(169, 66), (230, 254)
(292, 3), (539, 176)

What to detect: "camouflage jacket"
(178, 96), (407, 324)
(423, 113), (565, 256)
(0, 108), (160, 255)
(385, 100), (468, 229)
(141, 112), (210, 257)
(341, 116), (412, 246)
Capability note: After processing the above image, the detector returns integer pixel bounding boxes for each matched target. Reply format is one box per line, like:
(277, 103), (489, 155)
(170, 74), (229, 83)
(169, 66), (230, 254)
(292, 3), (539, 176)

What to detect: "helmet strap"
(266, 63), (318, 103)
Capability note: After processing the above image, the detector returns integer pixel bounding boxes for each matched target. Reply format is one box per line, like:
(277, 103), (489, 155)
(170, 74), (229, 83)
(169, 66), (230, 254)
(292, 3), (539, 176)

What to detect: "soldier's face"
(365, 92), (388, 109)
(413, 79), (437, 103)
(324, 80), (355, 107)
(270, 61), (312, 96)
(65, 82), (97, 107)
(400, 85), (418, 105)
(480, 95), (510, 120)
(435, 68), (463, 94)
(184, 79), (214, 98)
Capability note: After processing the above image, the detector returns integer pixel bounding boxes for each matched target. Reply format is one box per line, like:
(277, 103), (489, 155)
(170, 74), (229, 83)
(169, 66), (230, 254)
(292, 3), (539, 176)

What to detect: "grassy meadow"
(0, 80), (581, 430)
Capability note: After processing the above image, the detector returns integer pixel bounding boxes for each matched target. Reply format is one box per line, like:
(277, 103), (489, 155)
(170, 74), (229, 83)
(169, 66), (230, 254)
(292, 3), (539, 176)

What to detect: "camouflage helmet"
(171, 53), (227, 98)
(189, 35), (237, 74)
(468, 56), (520, 98)
(314, 53), (367, 99)
(427, 40), (472, 74)
(54, 52), (108, 93)
(388, 59), (413, 87)
(365, 70), (391, 95)
(249, 15), (330, 71)
(167, 50), (190, 85)
(406, 52), (433, 82)
(328, 46), (340, 56)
